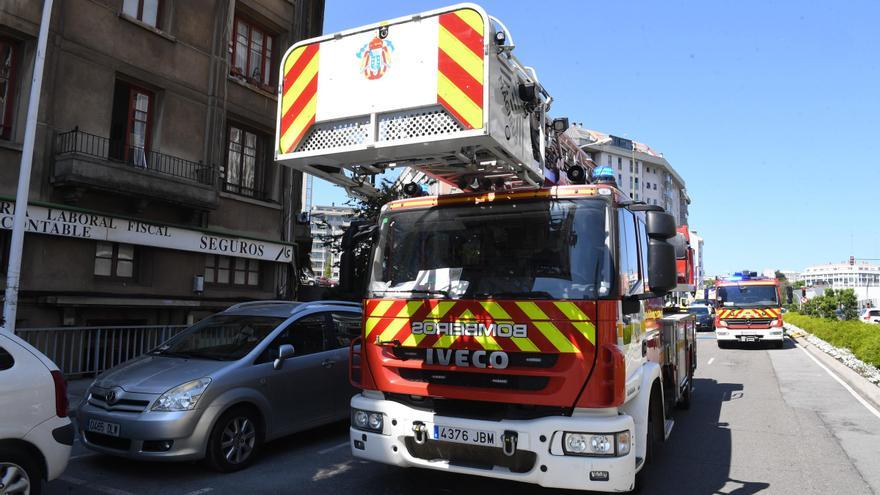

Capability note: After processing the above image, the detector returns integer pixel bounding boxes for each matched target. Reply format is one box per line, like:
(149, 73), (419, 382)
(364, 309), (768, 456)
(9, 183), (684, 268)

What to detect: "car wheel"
(206, 407), (263, 473)
(0, 447), (43, 495)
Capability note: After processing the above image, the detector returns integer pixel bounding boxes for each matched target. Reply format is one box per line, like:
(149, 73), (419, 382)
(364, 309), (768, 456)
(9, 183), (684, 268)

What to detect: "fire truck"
(274, 4), (696, 491)
(714, 272), (785, 348)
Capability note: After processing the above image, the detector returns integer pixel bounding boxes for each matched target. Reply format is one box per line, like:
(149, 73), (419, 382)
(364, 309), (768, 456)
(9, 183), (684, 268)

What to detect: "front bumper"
(716, 328), (784, 342)
(77, 401), (221, 461)
(349, 394), (637, 492)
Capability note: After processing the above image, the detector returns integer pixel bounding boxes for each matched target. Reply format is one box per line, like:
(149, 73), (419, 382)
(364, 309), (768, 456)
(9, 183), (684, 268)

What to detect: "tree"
(323, 180), (406, 299)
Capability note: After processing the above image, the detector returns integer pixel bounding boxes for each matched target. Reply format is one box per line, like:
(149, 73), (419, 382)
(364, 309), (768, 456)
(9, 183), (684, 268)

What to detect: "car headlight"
(563, 431), (630, 457)
(151, 378), (211, 412)
(351, 408), (383, 433)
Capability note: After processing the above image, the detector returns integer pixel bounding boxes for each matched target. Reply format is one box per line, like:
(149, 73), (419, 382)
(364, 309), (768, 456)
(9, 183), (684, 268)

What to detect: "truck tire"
(773, 339), (784, 349)
(677, 369), (694, 410)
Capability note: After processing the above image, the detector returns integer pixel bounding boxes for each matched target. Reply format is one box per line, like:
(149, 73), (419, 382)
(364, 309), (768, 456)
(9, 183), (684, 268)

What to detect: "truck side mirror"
(274, 344), (295, 370)
(786, 286), (793, 305)
(645, 210), (676, 239)
(648, 238), (676, 295)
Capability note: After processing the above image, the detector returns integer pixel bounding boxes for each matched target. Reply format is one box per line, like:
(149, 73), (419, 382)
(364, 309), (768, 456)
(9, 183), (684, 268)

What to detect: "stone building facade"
(0, 0), (324, 327)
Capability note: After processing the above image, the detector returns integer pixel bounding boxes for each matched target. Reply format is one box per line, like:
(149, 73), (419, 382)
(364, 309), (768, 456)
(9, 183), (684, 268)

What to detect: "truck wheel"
(677, 372), (693, 410)
(206, 407), (263, 473)
(0, 446), (43, 495)
(773, 340), (784, 349)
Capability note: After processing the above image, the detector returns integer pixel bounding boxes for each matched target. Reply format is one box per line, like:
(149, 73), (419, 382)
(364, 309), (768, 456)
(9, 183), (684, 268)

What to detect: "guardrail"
(55, 128), (215, 186)
(17, 325), (188, 378)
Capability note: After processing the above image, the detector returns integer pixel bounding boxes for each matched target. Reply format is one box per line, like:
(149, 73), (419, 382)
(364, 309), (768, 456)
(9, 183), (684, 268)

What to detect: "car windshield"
(717, 285), (779, 307)
(369, 198), (612, 300)
(687, 307), (710, 315)
(152, 315), (285, 361)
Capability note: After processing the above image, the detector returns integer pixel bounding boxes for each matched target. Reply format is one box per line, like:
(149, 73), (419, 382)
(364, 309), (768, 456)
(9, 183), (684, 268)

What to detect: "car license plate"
(432, 425), (498, 447)
(88, 419), (120, 437)
(743, 336), (757, 343)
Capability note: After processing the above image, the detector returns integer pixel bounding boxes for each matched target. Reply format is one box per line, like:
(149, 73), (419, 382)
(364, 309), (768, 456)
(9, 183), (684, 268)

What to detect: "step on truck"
(274, 3), (696, 491)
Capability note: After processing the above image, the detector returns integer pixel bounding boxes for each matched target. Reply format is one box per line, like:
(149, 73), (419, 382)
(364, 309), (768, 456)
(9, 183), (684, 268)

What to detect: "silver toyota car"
(77, 300), (361, 472)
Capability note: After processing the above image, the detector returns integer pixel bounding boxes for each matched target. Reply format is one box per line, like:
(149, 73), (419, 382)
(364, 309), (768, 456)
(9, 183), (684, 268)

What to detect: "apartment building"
(0, 0), (323, 327)
(308, 204), (354, 282)
(567, 125), (690, 226)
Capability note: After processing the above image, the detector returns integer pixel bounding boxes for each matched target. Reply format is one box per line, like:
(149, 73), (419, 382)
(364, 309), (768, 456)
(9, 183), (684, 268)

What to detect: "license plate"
(743, 336), (757, 342)
(432, 425), (498, 447)
(88, 419), (120, 437)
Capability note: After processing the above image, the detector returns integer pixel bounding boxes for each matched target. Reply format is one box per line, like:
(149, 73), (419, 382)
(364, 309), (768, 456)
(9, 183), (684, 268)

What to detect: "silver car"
(77, 300), (361, 472)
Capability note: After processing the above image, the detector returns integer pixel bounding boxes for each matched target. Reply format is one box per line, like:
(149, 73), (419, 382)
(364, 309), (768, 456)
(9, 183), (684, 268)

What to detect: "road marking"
(317, 441), (350, 455)
(183, 488), (214, 495)
(796, 342), (880, 420)
(707, 357), (715, 365)
(59, 476), (136, 495)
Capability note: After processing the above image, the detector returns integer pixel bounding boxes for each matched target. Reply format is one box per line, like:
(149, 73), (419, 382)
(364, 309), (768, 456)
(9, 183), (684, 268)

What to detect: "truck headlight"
(151, 378), (211, 411)
(352, 408), (384, 433)
(563, 431), (630, 457)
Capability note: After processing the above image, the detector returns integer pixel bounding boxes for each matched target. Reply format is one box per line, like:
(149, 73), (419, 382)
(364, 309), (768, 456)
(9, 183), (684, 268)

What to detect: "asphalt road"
(48, 334), (880, 495)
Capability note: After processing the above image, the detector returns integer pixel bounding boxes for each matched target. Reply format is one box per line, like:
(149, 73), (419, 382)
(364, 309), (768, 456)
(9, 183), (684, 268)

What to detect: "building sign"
(0, 200), (293, 263)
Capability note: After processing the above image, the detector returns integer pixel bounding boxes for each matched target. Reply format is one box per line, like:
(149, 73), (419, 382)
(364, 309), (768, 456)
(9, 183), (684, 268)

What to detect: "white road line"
(707, 357), (715, 365)
(317, 441), (350, 455)
(183, 488), (214, 495)
(796, 342), (880, 420)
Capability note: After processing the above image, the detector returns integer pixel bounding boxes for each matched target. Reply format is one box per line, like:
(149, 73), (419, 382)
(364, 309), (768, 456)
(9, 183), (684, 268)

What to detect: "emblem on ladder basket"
(357, 31), (394, 80)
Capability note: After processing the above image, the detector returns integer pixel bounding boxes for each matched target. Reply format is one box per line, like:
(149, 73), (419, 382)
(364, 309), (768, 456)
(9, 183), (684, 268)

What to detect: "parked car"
(1, 331), (73, 495)
(77, 300), (362, 472)
(687, 304), (715, 331)
(861, 308), (880, 324)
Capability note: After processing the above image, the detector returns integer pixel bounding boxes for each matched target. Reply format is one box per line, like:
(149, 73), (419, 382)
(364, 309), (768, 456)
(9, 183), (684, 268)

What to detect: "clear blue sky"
(312, 0), (880, 275)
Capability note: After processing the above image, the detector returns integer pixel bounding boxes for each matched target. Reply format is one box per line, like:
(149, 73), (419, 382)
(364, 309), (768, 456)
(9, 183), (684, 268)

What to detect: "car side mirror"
(273, 344), (295, 370)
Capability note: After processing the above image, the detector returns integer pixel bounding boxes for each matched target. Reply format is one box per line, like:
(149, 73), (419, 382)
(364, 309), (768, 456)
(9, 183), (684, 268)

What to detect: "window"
(0, 345), (14, 371)
(230, 17), (275, 87)
(617, 157), (622, 169)
(328, 312), (361, 349)
(205, 255), (260, 286)
(653, 183), (657, 190)
(260, 313), (327, 363)
(0, 230), (9, 273)
(225, 124), (271, 198)
(618, 209), (641, 296)
(0, 39), (16, 140)
(606, 155), (611, 166)
(109, 80), (153, 166)
(94, 242), (135, 278)
(636, 216), (649, 288)
(629, 160), (633, 173)
(122, 0), (162, 28)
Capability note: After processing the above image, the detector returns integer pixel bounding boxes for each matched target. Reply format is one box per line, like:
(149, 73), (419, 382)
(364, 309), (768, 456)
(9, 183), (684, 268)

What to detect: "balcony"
(53, 129), (219, 210)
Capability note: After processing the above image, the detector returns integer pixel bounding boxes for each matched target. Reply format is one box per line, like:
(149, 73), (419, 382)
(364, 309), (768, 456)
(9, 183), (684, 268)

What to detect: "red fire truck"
(714, 272), (785, 348)
(274, 4), (696, 491)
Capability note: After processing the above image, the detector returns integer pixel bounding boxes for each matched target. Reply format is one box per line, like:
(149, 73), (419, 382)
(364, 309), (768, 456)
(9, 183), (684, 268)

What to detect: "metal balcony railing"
(56, 128), (215, 186)
(17, 325), (188, 378)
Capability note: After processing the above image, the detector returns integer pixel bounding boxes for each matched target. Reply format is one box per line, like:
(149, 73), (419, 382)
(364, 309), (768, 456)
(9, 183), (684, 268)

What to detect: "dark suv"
(687, 305), (715, 331)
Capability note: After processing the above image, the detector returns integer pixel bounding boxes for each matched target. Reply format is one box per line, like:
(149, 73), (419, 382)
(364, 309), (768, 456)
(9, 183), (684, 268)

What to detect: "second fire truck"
(714, 272), (786, 348)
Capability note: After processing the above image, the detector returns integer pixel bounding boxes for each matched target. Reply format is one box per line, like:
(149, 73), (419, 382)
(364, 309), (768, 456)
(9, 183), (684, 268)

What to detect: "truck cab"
(714, 272), (785, 348)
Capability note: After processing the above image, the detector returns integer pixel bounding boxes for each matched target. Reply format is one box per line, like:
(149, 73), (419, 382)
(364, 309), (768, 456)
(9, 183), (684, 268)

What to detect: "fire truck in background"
(714, 272), (786, 348)
(274, 4), (696, 491)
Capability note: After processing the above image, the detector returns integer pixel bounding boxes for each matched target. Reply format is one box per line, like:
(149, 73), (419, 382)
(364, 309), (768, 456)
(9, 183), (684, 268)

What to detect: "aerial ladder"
(274, 3), (593, 197)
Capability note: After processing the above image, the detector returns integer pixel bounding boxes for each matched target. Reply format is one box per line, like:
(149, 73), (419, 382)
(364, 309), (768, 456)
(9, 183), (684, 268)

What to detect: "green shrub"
(784, 312), (880, 367)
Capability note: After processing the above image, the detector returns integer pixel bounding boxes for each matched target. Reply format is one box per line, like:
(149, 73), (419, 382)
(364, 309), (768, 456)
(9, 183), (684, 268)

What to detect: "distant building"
(566, 126), (690, 226)
(690, 232), (705, 292)
(799, 261), (880, 307)
(309, 205), (354, 281)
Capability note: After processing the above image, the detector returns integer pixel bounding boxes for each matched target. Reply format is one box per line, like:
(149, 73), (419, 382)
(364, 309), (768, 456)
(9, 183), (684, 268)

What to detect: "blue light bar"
(593, 166), (614, 178)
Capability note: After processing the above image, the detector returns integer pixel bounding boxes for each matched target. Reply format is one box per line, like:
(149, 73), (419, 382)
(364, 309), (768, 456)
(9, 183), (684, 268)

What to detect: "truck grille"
(404, 438), (536, 474)
(724, 318), (773, 327)
(398, 368), (548, 391)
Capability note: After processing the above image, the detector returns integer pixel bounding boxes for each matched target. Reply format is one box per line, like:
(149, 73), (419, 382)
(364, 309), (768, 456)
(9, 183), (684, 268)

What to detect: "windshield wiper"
(473, 291), (554, 300)
(372, 289), (450, 298)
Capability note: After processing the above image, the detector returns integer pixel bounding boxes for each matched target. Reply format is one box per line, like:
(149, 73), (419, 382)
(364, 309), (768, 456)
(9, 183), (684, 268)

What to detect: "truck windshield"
(369, 198), (612, 300)
(717, 285), (779, 307)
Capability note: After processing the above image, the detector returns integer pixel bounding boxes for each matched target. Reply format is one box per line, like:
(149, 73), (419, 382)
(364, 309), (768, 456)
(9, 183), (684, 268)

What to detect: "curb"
(787, 332), (880, 414)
